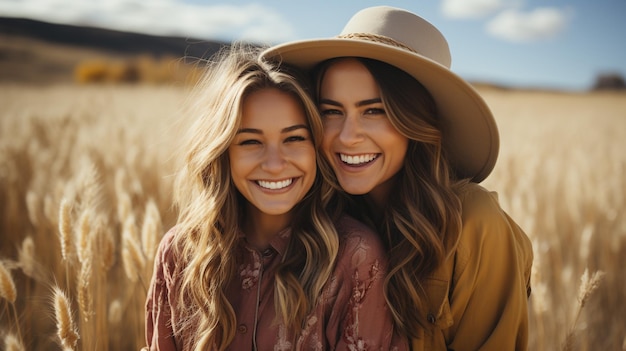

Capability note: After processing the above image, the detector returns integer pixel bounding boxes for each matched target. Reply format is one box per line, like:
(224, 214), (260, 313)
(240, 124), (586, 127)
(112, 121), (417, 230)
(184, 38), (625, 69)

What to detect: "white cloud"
(441, 0), (511, 19)
(486, 7), (569, 42)
(0, 0), (296, 43)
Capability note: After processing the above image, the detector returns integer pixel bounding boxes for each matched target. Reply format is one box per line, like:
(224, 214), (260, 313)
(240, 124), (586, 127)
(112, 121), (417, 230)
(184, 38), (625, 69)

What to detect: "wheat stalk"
(117, 191), (133, 224)
(17, 236), (45, 283)
(1, 260), (23, 343)
(19, 237), (35, 273)
(3, 333), (25, 351)
(77, 256), (93, 322)
(77, 158), (103, 210)
(141, 198), (162, 261)
(25, 190), (40, 226)
(122, 215), (146, 283)
(114, 168), (127, 201)
(577, 269), (605, 308)
(108, 299), (122, 325)
(0, 261), (17, 304)
(562, 268), (606, 351)
(58, 198), (73, 261)
(52, 286), (80, 350)
(44, 193), (58, 226)
(75, 209), (92, 264)
(100, 226), (116, 272)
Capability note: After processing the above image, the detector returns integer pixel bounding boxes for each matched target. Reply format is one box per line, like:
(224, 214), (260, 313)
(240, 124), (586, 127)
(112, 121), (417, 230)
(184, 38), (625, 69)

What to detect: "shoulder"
(334, 214), (387, 269)
(454, 182), (522, 243)
(427, 184), (534, 349)
(456, 182), (504, 222)
(157, 227), (177, 256)
(154, 227), (182, 273)
(335, 214), (383, 248)
(452, 182), (533, 279)
(455, 182), (529, 244)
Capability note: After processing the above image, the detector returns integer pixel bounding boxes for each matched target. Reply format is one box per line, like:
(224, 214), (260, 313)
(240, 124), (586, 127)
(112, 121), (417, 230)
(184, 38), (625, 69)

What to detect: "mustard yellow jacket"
(411, 183), (533, 350)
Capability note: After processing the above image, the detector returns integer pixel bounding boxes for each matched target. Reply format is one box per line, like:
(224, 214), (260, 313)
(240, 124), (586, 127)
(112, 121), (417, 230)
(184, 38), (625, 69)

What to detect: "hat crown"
(339, 6), (452, 68)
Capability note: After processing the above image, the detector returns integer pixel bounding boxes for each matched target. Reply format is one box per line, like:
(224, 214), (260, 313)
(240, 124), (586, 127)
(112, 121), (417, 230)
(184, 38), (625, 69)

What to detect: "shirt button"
(427, 313), (436, 324)
(237, 324), (247, 333)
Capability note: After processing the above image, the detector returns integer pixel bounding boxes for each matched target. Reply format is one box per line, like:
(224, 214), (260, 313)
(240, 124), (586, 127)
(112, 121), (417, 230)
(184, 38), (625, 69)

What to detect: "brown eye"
(239, 139), (261, 145)
(364, 108), (386, 115)
(320, 108), (342, 118)
(285, 135), (306, 143)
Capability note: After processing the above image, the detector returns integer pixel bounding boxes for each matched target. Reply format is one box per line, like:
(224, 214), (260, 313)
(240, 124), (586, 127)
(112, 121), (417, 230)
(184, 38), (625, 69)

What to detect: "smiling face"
(319, 58), (409, 202)
(229, 88), (316, 219)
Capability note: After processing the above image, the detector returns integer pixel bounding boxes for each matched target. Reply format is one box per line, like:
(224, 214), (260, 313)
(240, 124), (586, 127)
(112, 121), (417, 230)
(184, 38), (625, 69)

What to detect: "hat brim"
(261, 38), (499, 183)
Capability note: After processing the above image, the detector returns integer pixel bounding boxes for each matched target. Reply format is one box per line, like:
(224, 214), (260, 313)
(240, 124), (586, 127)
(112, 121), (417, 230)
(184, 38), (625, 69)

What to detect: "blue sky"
(1, 0), (624, 91)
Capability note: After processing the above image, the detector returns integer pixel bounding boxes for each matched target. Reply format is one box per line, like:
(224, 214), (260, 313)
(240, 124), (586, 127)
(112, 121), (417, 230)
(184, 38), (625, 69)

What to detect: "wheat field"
(1, 83), (625, 350)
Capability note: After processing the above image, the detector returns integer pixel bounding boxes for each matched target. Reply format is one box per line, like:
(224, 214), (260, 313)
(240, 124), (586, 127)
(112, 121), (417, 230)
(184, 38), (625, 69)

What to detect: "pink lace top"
(145, 215), (408, 350)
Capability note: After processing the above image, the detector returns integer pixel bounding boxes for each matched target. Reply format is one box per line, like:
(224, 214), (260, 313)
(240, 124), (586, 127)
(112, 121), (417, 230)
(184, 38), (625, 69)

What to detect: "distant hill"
(4, 17), (611, 91)
(0, 17), (516, 89)
(0, 17), (228, 84)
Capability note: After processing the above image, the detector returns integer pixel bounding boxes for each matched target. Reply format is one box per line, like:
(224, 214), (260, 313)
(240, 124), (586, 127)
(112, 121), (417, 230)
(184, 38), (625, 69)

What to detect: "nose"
(261, 144), (286, 173)
(338, 114), (364, 146)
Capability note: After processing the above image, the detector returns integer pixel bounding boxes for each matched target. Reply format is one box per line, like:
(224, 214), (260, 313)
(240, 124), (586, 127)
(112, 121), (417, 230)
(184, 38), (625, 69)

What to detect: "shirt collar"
(237, 226), (292, 258)
(268, 226), (291, 257)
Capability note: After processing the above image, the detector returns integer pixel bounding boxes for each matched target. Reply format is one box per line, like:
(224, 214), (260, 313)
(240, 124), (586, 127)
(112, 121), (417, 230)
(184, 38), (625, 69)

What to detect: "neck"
(242, 205), (292, 251)
(362, 175), (400, 226)
(359, 195), (384, 227)
(367, 176), (397, 210)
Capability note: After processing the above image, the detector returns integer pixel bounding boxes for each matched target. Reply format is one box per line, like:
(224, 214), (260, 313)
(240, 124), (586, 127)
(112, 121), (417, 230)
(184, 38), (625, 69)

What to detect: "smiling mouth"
(256, 178), (294, 190)
(339, 153), (379, 166)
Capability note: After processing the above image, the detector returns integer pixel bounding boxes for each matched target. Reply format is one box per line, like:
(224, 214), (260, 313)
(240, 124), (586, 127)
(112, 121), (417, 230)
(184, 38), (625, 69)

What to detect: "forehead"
(320, 58), (380, 99)
(241, 88), (308, 128)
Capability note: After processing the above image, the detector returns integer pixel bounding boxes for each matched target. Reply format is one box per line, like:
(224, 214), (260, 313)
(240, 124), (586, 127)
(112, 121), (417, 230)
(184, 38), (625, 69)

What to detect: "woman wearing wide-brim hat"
(262, 6), (534, 350)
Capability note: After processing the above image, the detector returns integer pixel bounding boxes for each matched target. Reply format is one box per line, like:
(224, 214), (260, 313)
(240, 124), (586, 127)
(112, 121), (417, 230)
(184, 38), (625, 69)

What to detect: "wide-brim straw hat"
(261, 6), (499, 182)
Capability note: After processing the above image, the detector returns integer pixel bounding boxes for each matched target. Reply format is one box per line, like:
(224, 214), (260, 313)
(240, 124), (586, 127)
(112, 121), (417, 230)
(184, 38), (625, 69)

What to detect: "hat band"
(337, 33), (417, 54)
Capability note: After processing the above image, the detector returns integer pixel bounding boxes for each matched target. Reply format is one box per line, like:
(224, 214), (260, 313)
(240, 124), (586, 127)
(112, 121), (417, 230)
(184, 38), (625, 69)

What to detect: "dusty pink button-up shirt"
(145, 215), (408, 350)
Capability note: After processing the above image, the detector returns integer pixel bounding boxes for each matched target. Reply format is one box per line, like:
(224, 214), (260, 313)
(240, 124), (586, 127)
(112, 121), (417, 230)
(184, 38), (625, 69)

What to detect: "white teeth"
(257, 179), (293, 190)
(340, 153), (377, 165)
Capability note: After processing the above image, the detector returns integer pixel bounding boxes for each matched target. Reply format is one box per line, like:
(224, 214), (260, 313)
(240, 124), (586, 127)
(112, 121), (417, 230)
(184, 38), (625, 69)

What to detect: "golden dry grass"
(1, 83), (625, 350)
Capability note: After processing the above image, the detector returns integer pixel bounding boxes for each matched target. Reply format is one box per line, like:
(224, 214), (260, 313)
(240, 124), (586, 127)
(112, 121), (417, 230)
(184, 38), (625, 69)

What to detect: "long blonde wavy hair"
(315, 57), (466, 339)
(173, 44), (339, 350)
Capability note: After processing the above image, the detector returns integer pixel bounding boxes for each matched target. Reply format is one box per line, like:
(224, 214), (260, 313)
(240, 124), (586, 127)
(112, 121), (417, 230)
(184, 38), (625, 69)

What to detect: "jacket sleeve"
(145, 230), (179, 351)
(331, 217), (410, 350)
(445, 185), (534, 351)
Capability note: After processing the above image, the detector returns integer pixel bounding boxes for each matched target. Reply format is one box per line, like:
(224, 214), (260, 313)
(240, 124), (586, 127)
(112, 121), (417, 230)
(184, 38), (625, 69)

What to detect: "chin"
(339, 183), (372, 196)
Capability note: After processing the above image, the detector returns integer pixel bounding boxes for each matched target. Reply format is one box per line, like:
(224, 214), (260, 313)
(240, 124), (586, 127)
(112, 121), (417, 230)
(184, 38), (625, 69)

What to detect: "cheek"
(387, 134), (409, 165)
(285, 144), (317, 165)
(321, 125), (335, 155)
(376, 122), (409, 151)
(321, 141), (335, 164)
(228, 162), (243, 189)
(301, 147), (318, 172)
(322, 119), (342, 134)
(227, 149), (237, 174)
(228, 149), (252, 185)
(228, 150), (242, 170)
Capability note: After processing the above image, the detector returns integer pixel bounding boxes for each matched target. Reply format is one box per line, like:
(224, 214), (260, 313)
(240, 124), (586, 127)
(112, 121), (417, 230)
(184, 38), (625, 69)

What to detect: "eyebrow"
(319, 98), (382, 107)
(236, 124), (309, 134)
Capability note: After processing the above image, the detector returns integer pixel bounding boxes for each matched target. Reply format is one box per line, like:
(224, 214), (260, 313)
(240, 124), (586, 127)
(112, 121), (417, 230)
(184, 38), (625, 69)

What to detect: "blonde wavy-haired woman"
(144, 44), (407, 351)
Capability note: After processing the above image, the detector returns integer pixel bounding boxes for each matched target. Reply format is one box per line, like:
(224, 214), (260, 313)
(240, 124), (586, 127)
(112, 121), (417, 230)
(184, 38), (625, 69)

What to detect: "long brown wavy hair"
(315, 57), (466, 339)
(173, 43), (339, 350)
